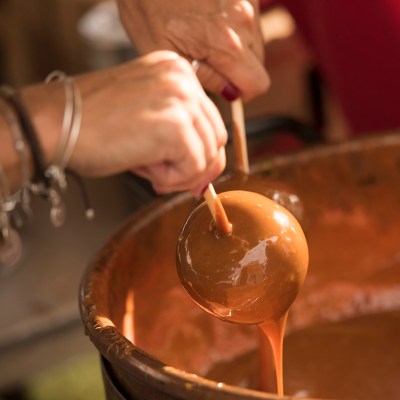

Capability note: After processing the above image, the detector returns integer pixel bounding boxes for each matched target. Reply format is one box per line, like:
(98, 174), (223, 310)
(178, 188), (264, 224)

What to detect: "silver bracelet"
(45, 70), (83, 191)
(31, 70), (84, 227)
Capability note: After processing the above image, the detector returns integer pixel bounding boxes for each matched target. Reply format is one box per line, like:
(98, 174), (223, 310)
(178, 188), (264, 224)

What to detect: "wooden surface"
(0, 0), (103, 86)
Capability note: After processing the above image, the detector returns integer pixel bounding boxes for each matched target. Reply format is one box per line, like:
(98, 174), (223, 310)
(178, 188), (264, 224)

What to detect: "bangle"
(45, 71), (82, 190)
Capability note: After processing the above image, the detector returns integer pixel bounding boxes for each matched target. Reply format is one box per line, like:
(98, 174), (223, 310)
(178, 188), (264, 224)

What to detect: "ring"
(191, 59), (201, 73)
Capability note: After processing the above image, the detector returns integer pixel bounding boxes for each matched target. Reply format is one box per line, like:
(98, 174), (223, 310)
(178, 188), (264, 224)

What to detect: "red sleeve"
(266, 0), (400, 135)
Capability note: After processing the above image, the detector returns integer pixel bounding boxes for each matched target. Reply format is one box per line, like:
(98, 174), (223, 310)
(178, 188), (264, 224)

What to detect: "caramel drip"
(258, 313), (288, 396)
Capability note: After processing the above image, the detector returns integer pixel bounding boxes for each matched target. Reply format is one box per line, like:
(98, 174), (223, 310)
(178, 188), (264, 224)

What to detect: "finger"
(209, 41), (270, 102)
(190, 147), (227, 196)
(190, 104), (220, 168)
(141, 124), (208, 188)
(250, 18), (266, 64)
(132, 163), (180, 192)
(195, 60), (241, 101)
(179, 61), (227, 166)
(133, 163), (190, 194)
(237, 45), (270, 102)
(133, 119), (226, 195)
(192, 118), (216, 167)
(150, 147), (226, 195)
(228, 0), (265, 63)
(196, 90), (229, 150)
(131, 165), (159, 183)
(194, 43), (269, 102)
(199, 1), (268, 101)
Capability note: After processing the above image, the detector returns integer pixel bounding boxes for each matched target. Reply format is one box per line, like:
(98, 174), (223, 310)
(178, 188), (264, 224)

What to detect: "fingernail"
(220, 83), (240, 101)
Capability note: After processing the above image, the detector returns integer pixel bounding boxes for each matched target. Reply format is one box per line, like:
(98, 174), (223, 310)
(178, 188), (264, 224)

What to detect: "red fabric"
(263, 0), (400, 135)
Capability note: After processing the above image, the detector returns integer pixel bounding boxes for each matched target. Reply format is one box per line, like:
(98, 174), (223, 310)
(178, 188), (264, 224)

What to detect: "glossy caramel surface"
(177, 190), (308, 324)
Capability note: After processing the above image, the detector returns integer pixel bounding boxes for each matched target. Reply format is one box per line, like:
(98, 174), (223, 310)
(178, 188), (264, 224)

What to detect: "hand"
(21, 51), (228, 196)
(116, 0), (270, 101)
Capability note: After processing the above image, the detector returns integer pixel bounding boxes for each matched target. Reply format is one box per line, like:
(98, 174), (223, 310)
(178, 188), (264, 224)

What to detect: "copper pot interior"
(81, 134), (400, 400)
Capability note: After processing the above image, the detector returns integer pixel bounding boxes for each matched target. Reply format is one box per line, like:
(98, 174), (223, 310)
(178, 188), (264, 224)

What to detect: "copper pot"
(80, 133), (400, 400)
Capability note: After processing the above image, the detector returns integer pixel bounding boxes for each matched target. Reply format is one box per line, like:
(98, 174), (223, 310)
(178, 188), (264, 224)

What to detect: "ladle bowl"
(176, 190), (308, 324)
(80, 133), (400, 400)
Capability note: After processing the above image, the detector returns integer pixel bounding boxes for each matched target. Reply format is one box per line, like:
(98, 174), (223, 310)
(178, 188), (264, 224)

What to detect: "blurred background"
(1, 0), (341, 132)
(0, 0), (132, 86)
(0, 1), (340, 399)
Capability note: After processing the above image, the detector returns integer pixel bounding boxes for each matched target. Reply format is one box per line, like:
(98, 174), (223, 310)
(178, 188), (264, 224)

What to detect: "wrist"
(0, 105), (22, 192)
(21, 75), (86, 226)
(19, 82), (64, 172)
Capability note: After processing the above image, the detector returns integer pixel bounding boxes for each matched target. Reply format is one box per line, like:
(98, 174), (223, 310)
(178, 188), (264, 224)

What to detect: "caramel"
(176, 190), (308, 395)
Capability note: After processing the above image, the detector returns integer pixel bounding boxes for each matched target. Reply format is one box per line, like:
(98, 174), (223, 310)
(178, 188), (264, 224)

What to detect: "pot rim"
(80, 132), (400, 400)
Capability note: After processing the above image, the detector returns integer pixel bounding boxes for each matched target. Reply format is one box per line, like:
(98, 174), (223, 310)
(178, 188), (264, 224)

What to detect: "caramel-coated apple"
(176, 190), (309, 325)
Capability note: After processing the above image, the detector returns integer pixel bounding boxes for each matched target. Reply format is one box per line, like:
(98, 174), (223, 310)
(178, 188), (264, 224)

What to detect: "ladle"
(177, 98), (309, 396)
(198, 99), (246, 237)
(231, 98), (250, 174)
(203, 183), (232, 236)
(177, 189), (309, 395)
(220, 98), (305, 224)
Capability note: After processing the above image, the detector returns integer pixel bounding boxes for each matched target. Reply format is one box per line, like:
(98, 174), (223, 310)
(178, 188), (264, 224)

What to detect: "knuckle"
(155, 113), (184, 149)
(232, 0), (256, 25)
(208, 145), (218, 161)
(164, 109), (195, 148)
(211, 1), (257, 55)
(161, 56), (192, 80)
(215, 26), (242, 54)
(258, 71), (271, 93)
(192, 157), (207, 175)
(186, 148), (207, 175)
(161, 67), (197, 102)
(217, 123), (229, 146)
(171, 107), (191, 131)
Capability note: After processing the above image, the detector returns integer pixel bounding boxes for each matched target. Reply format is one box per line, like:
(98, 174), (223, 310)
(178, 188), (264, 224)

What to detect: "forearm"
(1, 52), (228, 201)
